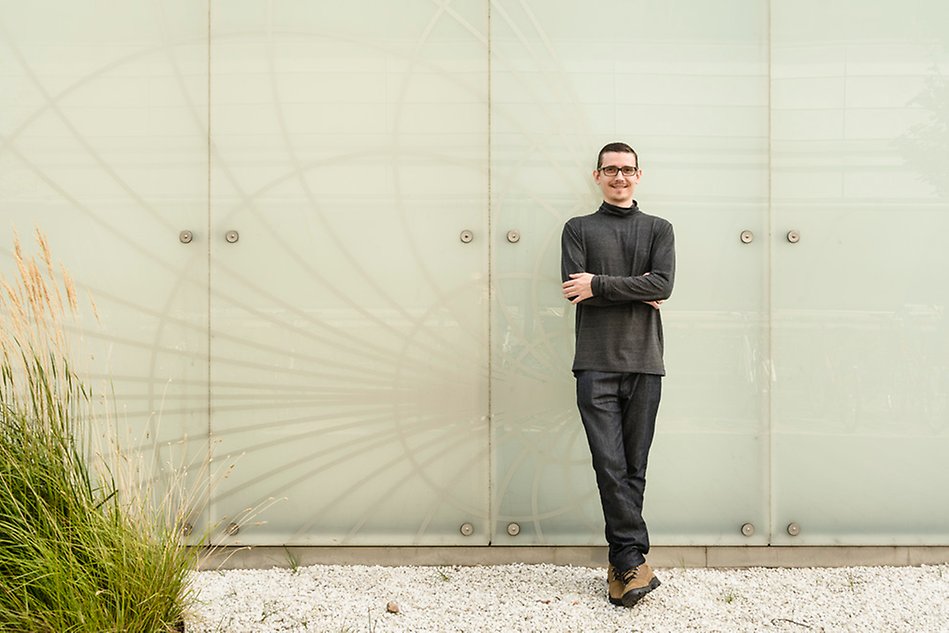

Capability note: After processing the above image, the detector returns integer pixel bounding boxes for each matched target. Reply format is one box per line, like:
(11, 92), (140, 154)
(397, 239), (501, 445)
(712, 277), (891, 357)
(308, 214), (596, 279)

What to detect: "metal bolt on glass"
(506, 522), (521, 536)
(179, 230), (193, 244)
(459, 522), (474, 536)
(459, 229), (473, 244)
(225, 230), (239, 243)
(506, 230), (520, 243)
(741, 522), (755, 537)
(739, 230), (754, 244)
(787, 522), (801, 536)
(226, 522), (240, 536)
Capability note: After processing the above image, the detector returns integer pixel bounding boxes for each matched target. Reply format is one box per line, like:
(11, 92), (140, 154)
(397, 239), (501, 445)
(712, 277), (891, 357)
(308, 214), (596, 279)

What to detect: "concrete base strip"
(198, 545), (949, 570)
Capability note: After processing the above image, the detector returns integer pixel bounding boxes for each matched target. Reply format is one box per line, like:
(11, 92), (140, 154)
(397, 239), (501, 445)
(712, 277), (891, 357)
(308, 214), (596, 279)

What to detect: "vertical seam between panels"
(206, 0), (213, 530)
(486, 0), (494, 545)
(766, 0), (775, 545)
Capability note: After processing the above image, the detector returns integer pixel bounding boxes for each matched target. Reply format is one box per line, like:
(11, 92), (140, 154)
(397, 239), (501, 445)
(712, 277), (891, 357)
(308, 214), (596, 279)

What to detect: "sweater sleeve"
(560, 220), (584, 282)
(590, 221), (675, 302)
(561, 220), (617, 307)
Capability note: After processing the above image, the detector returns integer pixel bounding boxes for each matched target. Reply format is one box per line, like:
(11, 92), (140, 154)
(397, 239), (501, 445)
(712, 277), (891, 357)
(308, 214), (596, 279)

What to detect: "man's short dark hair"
(597, 142), (638, 169)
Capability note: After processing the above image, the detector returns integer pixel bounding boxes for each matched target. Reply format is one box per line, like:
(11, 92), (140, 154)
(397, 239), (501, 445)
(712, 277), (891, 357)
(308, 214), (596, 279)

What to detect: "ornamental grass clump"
(0, 232), (196, 632)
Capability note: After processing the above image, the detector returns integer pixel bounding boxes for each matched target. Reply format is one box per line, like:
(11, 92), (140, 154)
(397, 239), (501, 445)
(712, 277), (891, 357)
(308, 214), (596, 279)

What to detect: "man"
(561, 142), (675, 608)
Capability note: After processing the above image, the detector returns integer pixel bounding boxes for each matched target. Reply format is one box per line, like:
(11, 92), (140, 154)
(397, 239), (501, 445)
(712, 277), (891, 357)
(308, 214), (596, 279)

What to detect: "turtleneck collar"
(598, 200), (639, 216)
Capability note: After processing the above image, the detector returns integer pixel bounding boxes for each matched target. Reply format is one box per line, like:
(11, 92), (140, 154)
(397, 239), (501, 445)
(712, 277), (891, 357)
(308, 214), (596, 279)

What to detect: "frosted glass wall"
(207, 1), (490, 544)
(0, 2), (209, 522)
(488, 1), (771, 545)
(769, 0), (949, 543)
(1, 1), (946, 546)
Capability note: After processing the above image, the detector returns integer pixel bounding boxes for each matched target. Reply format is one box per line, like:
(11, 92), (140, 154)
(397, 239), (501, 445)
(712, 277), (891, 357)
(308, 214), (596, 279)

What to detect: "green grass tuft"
(0, 231), (198, 632)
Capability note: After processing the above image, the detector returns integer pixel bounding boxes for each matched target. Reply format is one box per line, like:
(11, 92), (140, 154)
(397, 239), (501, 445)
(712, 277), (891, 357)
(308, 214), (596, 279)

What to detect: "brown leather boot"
(615, 563), (661, 607)
(607, 564), (625, 606)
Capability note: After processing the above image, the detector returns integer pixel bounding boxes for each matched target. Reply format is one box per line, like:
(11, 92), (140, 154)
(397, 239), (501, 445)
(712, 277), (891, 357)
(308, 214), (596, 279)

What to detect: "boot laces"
(620, 567), (640, 584)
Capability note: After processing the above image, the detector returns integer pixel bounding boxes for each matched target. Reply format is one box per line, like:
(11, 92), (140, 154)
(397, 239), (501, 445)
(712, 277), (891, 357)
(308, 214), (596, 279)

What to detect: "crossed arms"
(560, 220), (675, 309)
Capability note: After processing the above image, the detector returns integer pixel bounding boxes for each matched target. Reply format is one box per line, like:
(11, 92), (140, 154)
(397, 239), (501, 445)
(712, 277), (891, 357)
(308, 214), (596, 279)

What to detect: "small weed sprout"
(285, 545), (301, 573)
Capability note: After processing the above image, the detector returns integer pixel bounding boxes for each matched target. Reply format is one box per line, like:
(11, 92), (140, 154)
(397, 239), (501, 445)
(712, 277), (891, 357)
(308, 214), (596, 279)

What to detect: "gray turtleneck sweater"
(561, 200), (676, 375)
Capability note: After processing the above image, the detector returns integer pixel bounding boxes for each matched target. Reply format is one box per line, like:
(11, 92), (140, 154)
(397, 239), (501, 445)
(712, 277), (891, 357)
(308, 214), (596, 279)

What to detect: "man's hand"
(563, 271), (665, 308)
(641, 272), (662, 310)
(562, 272), (594, 304)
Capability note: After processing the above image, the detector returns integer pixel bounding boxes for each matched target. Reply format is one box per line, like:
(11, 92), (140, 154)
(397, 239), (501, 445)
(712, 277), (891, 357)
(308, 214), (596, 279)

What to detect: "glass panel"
(208, 0), (490, 544)
(0, 2), (209, 528)
(771, 0), (949, 543)
(490, 0), (771, 544)
(8, 0), (945, 550)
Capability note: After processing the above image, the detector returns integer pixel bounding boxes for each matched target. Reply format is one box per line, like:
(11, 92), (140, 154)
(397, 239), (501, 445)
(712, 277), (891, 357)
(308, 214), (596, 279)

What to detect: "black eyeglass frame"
(597, 165), (640, 177)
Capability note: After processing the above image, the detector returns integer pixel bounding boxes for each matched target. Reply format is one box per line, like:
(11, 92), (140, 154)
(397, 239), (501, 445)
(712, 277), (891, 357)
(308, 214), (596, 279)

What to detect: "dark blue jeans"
(575, 370), (661, 571)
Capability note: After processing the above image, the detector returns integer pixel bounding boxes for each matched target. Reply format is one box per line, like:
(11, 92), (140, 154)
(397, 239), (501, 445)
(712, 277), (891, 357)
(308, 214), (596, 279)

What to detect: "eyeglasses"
(598, 165), (639, 177)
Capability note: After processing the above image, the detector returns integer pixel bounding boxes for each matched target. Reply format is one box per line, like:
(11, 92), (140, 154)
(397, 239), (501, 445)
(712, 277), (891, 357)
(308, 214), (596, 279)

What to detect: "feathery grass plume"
(0, 231), (199, 632)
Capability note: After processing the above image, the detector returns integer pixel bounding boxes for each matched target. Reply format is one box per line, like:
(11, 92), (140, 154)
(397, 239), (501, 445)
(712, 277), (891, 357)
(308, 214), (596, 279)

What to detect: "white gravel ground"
(186, 563), (949, 632)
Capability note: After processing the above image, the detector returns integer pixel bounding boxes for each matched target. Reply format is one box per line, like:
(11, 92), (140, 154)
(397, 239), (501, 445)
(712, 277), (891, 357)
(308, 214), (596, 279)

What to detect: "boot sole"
(620, 576), (661, 608)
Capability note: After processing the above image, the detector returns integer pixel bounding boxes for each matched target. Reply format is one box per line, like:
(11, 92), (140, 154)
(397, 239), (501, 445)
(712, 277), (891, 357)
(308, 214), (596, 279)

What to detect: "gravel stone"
(185, 563), (949, 632)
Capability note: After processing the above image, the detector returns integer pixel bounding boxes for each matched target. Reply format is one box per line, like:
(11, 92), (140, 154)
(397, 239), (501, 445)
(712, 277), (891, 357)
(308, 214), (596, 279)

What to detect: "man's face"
(593, 151), (640, 207)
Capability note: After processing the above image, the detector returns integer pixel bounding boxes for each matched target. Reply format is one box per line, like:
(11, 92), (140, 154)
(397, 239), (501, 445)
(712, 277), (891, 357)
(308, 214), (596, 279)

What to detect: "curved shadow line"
(198, 13), (504, 367)
(289, 418), (489, 539)
(257, 17), (482, 362)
